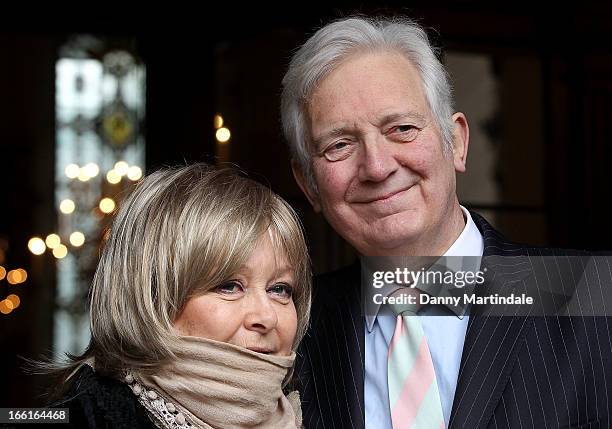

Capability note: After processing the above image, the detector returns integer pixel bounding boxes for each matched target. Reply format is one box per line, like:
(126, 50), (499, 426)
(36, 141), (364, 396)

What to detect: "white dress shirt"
(364, 206), (484, 428)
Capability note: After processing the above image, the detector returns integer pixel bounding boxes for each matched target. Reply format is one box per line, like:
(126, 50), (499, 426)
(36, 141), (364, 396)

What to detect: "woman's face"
(174, 233), (298, 356)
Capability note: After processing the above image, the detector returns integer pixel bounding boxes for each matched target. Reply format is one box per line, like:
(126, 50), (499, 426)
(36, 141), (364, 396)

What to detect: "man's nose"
(243, 291), (278, 334)
(357, 135), (398, 182)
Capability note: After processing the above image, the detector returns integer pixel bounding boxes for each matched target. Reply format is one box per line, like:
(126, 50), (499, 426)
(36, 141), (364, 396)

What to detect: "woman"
(51, 164), (311, 428)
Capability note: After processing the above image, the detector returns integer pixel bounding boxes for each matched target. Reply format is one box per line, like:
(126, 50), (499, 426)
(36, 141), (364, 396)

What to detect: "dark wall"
(143, 35), (216, 169)
(0, 34), (58, 408)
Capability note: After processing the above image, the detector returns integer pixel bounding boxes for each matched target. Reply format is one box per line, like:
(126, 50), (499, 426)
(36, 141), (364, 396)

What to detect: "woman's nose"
(243, 292), (278, 333)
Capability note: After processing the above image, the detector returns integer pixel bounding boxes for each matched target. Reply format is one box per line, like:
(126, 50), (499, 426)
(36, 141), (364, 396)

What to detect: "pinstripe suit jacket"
(295, 212), (612, 428)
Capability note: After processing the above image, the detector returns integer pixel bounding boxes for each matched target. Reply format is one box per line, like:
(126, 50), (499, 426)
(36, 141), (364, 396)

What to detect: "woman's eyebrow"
(274, 266), (295, 276)
(238, 262), (294, 276)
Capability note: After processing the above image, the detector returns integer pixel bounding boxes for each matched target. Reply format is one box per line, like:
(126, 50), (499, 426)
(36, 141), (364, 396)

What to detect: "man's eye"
(390, 125), (420, 141)
(322, 141), (354, 161)
(215, 281), (244, 295)
(331, 141), (349, 150)
(268, 283), (294, 300)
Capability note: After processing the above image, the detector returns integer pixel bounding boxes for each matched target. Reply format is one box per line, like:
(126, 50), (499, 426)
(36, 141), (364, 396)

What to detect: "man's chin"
(360, 236), (421, 256)
(350, 217), (426, 255)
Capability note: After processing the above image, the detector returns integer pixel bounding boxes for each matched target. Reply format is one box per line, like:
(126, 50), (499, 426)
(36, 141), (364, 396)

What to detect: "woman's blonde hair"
(86, 163), (311, 374)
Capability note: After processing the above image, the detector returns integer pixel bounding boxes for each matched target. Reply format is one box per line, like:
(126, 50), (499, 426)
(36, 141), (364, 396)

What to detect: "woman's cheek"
(174, 296), (240, 342)
(203, 301), (242, 343)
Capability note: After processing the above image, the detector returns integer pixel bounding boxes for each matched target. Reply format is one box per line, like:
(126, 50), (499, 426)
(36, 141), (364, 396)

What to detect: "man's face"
(297, 51), (468, 256)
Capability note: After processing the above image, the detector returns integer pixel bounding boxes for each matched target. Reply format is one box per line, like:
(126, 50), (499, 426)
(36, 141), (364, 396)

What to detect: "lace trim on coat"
(124, 373), (207, 429)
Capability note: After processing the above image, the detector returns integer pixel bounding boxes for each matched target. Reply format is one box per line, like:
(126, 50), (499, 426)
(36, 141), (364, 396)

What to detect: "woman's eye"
(268, 283), (294, 300)
(215, 281), (244, 295)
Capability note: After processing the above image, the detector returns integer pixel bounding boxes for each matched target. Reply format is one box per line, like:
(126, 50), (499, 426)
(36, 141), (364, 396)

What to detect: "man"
(281, 16), (612, 429)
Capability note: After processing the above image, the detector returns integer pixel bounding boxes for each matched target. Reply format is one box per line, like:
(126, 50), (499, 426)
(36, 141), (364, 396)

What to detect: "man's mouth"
(358, 186), (412, 204)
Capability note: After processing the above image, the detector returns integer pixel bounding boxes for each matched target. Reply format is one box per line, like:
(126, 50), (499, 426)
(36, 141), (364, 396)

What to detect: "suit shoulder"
(314, 261), (360, 287)
(308, 262), (360, 317)
(471, 210), (600, 256)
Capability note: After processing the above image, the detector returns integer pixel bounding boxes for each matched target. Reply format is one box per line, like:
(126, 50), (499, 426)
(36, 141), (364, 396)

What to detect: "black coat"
(50, 365), (155, 429)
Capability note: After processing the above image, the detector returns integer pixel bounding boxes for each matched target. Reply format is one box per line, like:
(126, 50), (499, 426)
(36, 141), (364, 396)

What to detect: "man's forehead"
(312, 50), (423, 93)
(307, 53), (428, 115)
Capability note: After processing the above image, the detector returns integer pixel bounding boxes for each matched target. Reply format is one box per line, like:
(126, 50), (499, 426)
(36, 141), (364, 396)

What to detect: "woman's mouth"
(246, 347), (274, 355)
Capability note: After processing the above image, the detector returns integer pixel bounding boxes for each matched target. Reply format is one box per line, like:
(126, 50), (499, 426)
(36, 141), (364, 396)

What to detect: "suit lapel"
(307, 263), (364, 428)
(449, 212), (534, 429)
(307, 213), (535, 428)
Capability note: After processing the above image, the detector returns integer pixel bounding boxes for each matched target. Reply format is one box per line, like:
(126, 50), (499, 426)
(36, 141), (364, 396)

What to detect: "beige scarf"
(129, 336), (301, 429)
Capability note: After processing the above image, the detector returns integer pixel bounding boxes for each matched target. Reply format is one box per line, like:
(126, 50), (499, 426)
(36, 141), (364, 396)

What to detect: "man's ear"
(291, 162), (321, 212)
(451, 112), (469, 173)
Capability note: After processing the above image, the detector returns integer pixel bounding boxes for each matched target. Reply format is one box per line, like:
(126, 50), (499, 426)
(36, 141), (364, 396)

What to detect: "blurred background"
(1, 2), (612, 408)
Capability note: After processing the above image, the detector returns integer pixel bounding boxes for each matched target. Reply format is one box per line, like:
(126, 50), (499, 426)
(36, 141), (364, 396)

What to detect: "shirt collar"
(365, 206), (484, 332)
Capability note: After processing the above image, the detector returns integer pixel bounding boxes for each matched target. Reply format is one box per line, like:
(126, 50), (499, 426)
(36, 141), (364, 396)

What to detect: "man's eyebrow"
(311, 112), (427, 149)
(378, 111), (427, 125)
(312, 126), (353, 149)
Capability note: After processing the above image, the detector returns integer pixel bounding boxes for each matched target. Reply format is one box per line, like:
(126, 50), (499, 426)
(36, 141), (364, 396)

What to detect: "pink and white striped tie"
(387, 292), (445, 429)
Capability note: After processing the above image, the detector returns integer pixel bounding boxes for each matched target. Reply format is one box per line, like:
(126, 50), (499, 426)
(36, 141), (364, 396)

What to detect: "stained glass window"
(54, 36), (146, 357)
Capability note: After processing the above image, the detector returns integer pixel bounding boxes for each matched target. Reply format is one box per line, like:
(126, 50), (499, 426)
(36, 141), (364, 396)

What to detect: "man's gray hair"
(281, 16), (455, 190)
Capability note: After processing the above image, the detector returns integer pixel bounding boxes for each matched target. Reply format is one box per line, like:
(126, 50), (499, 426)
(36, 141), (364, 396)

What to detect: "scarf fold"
(132, 336), (301, 429)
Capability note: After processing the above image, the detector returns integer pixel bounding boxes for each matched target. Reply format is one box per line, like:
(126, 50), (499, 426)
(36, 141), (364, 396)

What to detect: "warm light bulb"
(69, 232), (85, 247)
(83, 162), (100, 178)
(59, 199), (75, 214)
(106, 169), (121, 184)
(214, 114), (224, 129)
(6, 294), (20, 309)
(52, 244), (68, 259)
(0, 300), (12, 315)
(65, 163), (80, 179)
(99, 198), (116, 214)
(127, 166), (142, 181)
(28, 237), (46, 255)
(45, 234), (61, 249)
(0, 266), (5, 281)
(6, 271), (16, 284)
(16, 269), (27, 283)
(114, 161), (129, 176)
(215, 127), (231, 143)
(7, 270), (24, 285)
(78, 168), (91, 182)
